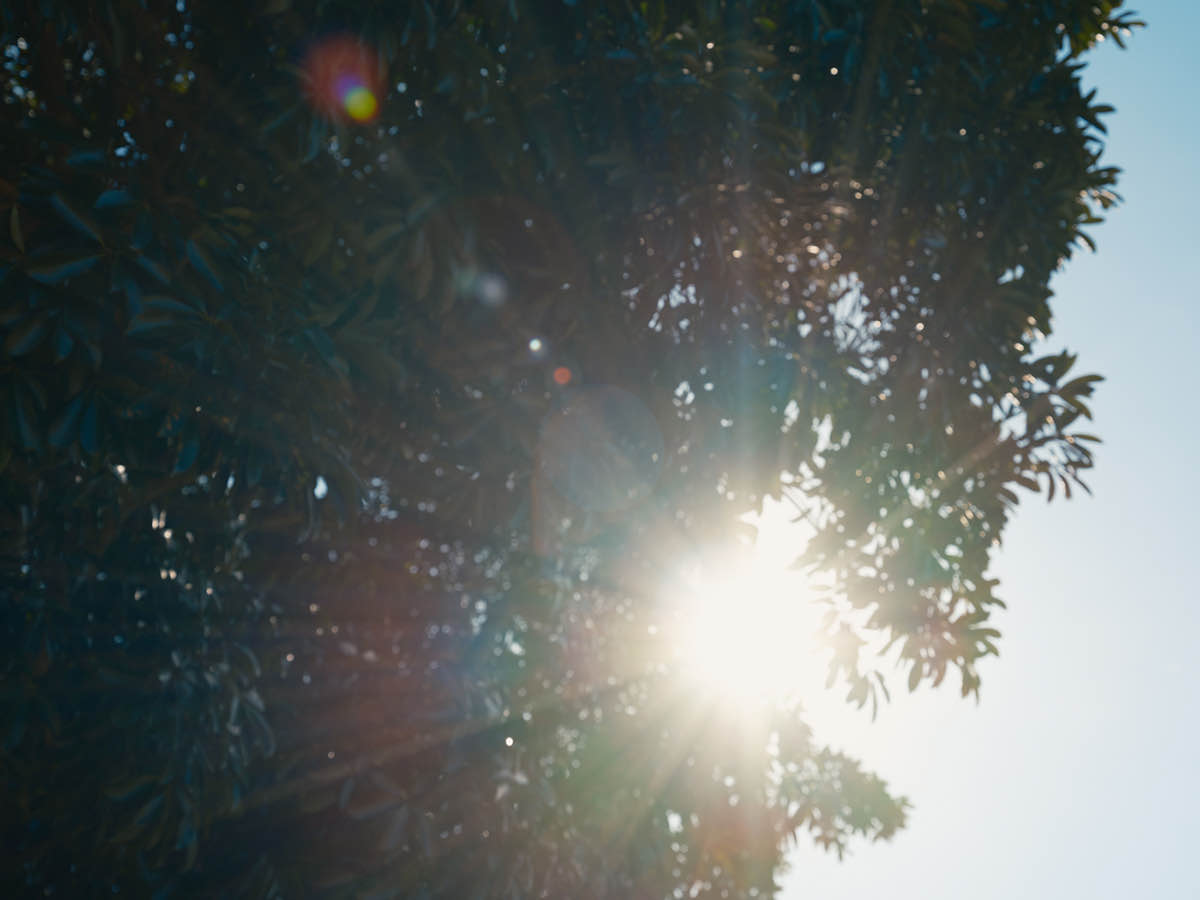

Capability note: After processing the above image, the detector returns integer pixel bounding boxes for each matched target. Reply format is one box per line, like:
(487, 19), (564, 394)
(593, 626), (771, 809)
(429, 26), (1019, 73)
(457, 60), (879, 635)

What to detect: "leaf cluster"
(0, 0), (1130, 896)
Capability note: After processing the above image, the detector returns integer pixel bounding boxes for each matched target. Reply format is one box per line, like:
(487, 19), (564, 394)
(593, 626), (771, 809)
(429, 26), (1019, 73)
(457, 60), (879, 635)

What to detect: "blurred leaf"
(51, 192), (105, 245)
(80, 399), (99, 454)
(186, 238), (223, 291)
(4, 314), (47, 355)
(26, 251), (103, 285)
(66, 148), (106, 168)
(95, 188), (135, 209)
(173, 438), (200, 473)
(104, 775), (159, 802)
(135, 254), (171, 285)
(9, 204), (24, 253)
(52, 327), (75, 361)
(48, 394), (86, 449)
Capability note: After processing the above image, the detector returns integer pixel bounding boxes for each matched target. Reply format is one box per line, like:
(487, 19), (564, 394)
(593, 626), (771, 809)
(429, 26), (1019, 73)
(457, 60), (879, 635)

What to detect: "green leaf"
(4, 315), (47, 356)
(133, 792), (165, 826)
(142, 295), (201, 316)
(51, 192), (105, 245)
(48, 394), (86, 449)
(1013, 474), (1040, 493)
(364, 221), (408, 254)
(378, 806), (410, 851)
(306, 326), (348, 376)
(52, 328), (74, 362)
(0, 294), (23, 327)
(80, 400), (99, 454)
(132, 213), (154, 251)
(9, 205), (24, 253)
(339, 777), (356, 809)
(186, 238), (223, 291)
(127, 296), (201, 334)
(173, 438), (200, 473)
(66, 148), (106, 168)
(26, 251), (103, 285)
(95, 189), (135, 210)
(103, 775), (158, 802)
(135, 254), (171, 285)
(12, 386), (41, 451)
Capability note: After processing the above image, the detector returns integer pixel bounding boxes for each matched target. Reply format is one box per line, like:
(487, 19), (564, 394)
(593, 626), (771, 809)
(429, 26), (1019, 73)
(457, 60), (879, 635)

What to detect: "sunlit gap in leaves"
(661, 502), (831, 711)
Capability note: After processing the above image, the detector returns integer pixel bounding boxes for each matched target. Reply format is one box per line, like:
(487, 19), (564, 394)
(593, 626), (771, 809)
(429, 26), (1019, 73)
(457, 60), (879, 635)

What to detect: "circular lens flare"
(302, 36), (385, 125)
(341, 84), (378, 122)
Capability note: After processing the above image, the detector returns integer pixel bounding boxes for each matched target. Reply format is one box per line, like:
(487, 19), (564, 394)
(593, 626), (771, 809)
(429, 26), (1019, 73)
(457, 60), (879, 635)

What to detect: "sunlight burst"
(668, 532), (828, 707)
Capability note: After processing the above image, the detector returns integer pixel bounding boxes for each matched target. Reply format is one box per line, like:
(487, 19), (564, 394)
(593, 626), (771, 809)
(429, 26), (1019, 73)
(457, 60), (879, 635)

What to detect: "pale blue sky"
(781, 3), (1200, 896)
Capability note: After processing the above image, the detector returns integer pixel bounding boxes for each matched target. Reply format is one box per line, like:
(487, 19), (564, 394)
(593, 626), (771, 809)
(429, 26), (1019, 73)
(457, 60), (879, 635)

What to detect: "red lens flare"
(301, 36), (385, 124)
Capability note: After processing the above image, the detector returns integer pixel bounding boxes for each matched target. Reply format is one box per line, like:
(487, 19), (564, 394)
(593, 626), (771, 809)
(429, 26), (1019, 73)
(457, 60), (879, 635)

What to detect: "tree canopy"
(0, 0), (1134, 896)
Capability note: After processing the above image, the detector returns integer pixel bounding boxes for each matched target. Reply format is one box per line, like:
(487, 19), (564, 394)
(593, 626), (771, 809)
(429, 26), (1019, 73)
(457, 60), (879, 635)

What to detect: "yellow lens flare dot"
(342, 85), (378, 122)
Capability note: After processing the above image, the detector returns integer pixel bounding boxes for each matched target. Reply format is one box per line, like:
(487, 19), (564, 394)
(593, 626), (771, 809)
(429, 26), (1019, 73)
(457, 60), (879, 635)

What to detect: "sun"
(665, 521), (829, 707)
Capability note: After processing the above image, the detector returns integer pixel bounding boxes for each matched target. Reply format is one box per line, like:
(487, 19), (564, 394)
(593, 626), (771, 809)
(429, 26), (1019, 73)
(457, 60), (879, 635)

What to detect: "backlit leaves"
(0, 0), (1129, 896)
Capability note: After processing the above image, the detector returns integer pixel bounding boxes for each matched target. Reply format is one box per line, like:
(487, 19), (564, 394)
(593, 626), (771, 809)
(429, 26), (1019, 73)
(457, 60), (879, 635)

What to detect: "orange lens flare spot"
(553, 367), (572, 386)
(302, 36), (385, 125)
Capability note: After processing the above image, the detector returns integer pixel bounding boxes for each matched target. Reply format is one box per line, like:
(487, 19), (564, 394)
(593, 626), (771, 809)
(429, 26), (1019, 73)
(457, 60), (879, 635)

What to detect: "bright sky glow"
(674, 556), (824, 705)
(780, 6), (1200, 896)
(667, 511), (830, 707)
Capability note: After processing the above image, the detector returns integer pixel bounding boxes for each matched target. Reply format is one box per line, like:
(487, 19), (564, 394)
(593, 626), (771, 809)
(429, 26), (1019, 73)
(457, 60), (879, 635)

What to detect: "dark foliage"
(0, 0), (1134, 896)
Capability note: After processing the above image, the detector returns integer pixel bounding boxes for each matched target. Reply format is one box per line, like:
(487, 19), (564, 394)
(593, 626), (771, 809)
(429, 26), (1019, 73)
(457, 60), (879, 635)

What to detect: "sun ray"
(662, 520), (830, 708)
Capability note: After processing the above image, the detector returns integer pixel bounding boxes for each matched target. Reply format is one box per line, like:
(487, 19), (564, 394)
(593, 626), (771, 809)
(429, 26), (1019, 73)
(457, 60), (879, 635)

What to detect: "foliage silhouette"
(0, 0), (1135, 896)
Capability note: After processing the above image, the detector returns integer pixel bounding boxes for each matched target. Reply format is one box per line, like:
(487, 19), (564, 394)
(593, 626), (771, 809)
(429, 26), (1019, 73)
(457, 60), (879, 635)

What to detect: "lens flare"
(536, 385), (663, 514)
(669, 554), (827, 707)
(302, 36), (385, 125)
(340, 83), (378, 122)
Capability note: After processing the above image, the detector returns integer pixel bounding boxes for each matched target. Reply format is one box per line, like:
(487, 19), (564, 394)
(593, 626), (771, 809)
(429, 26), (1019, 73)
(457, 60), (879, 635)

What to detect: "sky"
(779, 3), (1200, 897)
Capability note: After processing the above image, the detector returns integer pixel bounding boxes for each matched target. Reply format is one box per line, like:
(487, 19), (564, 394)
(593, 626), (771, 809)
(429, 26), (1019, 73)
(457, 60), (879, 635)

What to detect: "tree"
(0, 1), (1136, 896)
